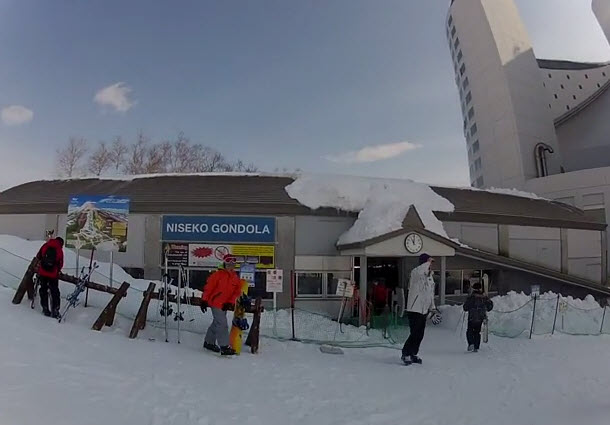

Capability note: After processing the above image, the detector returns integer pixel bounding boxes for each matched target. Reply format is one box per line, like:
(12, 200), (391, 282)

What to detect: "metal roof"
(0, 175), (605, 230)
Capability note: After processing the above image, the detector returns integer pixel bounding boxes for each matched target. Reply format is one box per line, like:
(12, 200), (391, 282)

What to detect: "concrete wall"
(0, 214), (48, 241)
(275, 216), (296, 308)
(295, 216), (354, 255)
(555, 85), (610, 172)
(542, 66), (610, 122)
(567, 229), (602, 282)
(444, 221), (498, 253)
(508, 225), (561, 271)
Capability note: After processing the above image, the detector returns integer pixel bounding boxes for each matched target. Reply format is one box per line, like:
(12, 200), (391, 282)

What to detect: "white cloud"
(324, 141), (422, 164)
(94, 82), (135, 112)
(1, 105), (34, 126)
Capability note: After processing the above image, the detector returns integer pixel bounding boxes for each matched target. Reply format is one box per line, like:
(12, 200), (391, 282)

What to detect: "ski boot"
(42, 308), (51, 317)
(473, 348), (479, 353)
(203, 342), (221, 353)
(51, 309), (60, 319)
(401, 355), (412, 366)
(220, 346), (236, 356)
(410, 355), (423, 364)
(467, 344), (474, 352)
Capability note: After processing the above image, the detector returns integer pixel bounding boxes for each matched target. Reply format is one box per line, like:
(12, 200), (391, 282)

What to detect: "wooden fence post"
(12, 257), (38, 305)
(129, 282), (156, 339)
(91, 282), (130, 331)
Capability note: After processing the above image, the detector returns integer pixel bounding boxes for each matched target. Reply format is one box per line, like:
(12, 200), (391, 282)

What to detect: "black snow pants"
(39, 276), (60, 312)
(467, 321), (483, 350)
(402, 312), (427, 357)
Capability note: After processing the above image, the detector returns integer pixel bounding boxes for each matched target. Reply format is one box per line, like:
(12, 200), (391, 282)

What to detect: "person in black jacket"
(463, 282), (493, 352)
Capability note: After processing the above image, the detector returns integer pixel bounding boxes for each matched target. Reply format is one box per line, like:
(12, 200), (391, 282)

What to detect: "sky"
(1, 0), (609, 190)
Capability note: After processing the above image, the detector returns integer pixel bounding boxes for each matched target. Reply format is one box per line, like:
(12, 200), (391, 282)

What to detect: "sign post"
(334, 278), (355, 340)
(266, 269), (283, 330)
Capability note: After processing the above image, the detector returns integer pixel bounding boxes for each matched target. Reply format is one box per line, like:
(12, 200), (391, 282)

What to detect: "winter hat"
(55, 237), (64, 247)
(472, 282), (482, 292)
(418, 253), (431, 265)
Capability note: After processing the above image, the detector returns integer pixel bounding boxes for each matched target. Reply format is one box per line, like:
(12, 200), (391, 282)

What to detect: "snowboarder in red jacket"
(36, 237), (64, 318)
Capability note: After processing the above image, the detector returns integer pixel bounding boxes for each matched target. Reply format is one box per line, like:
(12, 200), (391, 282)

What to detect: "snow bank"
(285, 174), (455, 245)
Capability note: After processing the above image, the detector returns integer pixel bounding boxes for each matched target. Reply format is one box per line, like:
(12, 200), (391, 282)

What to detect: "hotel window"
(474, 157), (482, 171)
(296, 272), (323, 296)
(579, 84), (583, 90)
(460, 63), (466, 76)
(476, 176), (484, 188)
(472, 140), (480, 153)
(465, 91), (472, 104)
(470, 123), (478, 137)
(468, 107), (475, 120)
(566, 74), (571, 80)
(462, 77), (469, 90)
(585, 74), (589, 79)
(554, 94), (558, 99)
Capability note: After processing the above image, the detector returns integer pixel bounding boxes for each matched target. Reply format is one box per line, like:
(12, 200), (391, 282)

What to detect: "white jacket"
(406, 262), (436, 315)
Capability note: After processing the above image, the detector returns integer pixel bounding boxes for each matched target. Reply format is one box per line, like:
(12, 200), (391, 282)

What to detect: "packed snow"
(285, 174), (455, 244)
(2, 285), (610, 425)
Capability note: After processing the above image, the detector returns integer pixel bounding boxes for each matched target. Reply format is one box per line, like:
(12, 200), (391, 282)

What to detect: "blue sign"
(162, 216), (276, 243)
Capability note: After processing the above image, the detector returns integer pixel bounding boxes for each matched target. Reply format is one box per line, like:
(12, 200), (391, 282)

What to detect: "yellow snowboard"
(229, 279), (250, 354)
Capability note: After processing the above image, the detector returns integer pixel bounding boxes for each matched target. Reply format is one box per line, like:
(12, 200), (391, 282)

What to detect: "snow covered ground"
(2, 285), (610, 425)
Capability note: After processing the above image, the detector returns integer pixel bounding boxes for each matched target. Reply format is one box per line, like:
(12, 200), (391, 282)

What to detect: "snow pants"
(39, 276), (60, 312)
(467, 321), (483, 350)
(204, 307), (229, 347)
(402, 312), (427, 357)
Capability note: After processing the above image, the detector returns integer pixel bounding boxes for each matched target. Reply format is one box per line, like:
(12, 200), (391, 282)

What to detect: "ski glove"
(200, 300), (208, 313)
(222, 302), (234, 311)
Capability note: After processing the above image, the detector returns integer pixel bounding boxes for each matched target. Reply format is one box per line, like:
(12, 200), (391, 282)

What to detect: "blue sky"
(1, 0), (609, 190)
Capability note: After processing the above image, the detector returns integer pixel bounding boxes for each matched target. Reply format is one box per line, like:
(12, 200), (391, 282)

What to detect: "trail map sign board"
(66, 195), (130, 252)
(266, 269), (283, 293)
(335, 279), (355, 298)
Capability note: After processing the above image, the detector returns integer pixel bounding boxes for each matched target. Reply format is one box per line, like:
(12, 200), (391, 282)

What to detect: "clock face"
(404, 233), (423, 254)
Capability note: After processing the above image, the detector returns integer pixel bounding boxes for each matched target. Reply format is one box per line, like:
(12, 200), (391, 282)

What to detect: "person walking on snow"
(463, 282), (493, 352)
(200, 255), (243, 355)
(402, 253), (439, 365)
(36, 237), (64, 318)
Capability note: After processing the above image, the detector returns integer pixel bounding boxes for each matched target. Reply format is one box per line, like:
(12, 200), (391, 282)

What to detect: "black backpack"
(41, 246), (58, 272)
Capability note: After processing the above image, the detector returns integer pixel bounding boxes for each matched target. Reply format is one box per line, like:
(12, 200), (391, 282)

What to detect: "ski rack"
(12, 257), (130, 332)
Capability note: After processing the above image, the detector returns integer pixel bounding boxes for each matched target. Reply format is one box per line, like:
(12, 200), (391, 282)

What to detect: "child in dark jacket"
(463, 283), (493, 352)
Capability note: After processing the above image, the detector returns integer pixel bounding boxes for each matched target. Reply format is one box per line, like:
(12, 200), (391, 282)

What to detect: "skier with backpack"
(200, 255), (243, 356)
(463, 282), (493, 352)
(35, 237), (65, 318)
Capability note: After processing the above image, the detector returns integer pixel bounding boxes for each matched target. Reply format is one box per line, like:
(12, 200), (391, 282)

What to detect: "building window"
(573, 95), (577, 100)
(470, 123), (477, 136)
(566, 105), (570, 110)
(463, 77), (469, 90)
(327, 271), (352, 296)
(579, 84), (583, 90)
(465, 91), (472, 104)
(454, 37), (460, 49)
(457, 50), (463, 62)
(474, 157), (482, 171)
(598, 83), (602, 88)
(468, 107), (475, 120)
(549, 104), (552, 109)
(566, 74), (570, 80)
(554, 94), (558, 99)
(585, 74), (589, 79)
(460, 63), (466, 76)
(604, 72), (607, 77)
(476, 176), (484, 188)
(448, 15), (453, 27)
(451, 27), (457, 38)
(296, 272), (323, 296)
(560, 84), (565, 89)
(548, 73), (552, 78)
(472, 140), (480, 153)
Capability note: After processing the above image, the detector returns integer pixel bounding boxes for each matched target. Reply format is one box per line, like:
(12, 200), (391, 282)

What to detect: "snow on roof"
(285, 174), (455, 245)
(45, 171), (297, 183)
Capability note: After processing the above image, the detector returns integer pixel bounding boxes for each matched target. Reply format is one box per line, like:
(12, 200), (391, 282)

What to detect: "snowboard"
(229, 279), (251, 354)
(482, 319), (489, 343)
(245, 297), (263, 354)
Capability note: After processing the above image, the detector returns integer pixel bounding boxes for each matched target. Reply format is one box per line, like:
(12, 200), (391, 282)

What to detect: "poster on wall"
(162, 243), (189, 267)
(188, 243), (274, 269)
(240, 263), (256, 287)
(66, 195), (129, 252)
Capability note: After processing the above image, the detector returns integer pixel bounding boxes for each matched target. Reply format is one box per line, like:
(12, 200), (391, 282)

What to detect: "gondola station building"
(0, 174), (608, 319)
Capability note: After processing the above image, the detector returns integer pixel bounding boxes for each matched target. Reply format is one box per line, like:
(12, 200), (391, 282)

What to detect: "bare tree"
(109, 136), (128, 172)
(88, 141), (113, 176)
(123, 131), (149, 175)
(143, 143), (166, 174)
(57, 137), (88, 177)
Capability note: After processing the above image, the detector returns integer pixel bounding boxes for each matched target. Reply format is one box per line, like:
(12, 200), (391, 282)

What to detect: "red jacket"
(202, 269), (242, 309)
(36, 239), (64, 279)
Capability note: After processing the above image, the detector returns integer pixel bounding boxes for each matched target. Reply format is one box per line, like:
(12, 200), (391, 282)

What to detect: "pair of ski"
(160, 259), (192, 344)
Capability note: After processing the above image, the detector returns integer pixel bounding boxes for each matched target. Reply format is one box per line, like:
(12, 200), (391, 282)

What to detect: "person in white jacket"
(402, 253), (438, 365)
